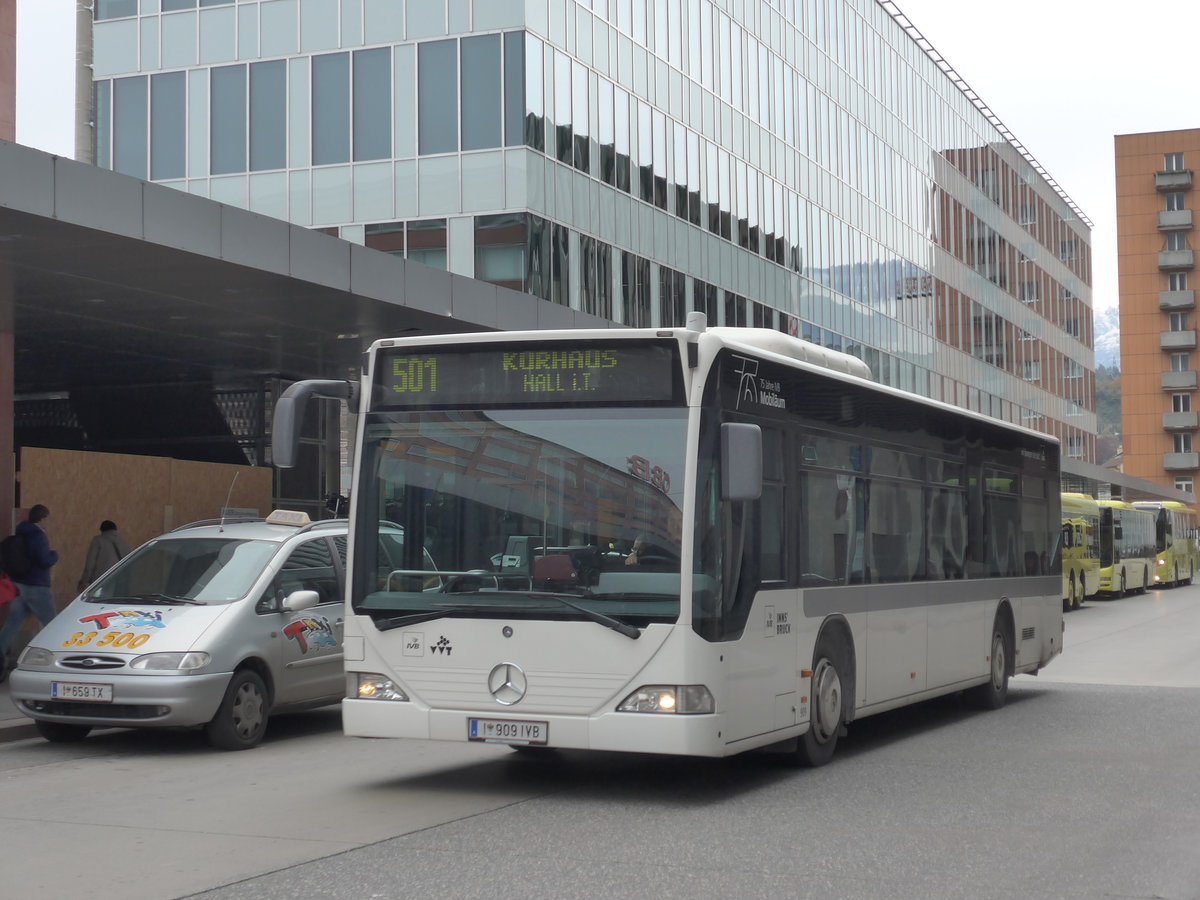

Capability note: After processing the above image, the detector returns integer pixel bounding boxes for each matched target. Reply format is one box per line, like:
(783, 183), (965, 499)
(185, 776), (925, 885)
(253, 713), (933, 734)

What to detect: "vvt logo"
(432, 635), (453, 656)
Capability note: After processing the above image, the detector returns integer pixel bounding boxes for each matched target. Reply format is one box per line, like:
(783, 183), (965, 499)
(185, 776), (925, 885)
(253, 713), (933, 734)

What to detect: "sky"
(13, 0), (1200, 314)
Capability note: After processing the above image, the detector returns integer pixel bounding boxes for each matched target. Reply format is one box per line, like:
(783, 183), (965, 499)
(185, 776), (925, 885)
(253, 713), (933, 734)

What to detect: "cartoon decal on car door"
(271, 537), (345, 703)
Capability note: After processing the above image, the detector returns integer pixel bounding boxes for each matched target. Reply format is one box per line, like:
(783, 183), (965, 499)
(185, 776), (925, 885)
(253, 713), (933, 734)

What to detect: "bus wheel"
(965, 615), (1011, 711)
(796, 633), (847, 767)
(1118, 572), (1126, 600)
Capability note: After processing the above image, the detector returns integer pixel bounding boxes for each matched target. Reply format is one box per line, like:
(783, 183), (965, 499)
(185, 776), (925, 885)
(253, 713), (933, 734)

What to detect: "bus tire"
(206, 669), (269, 751)
(964, 614), (1012, 711)
(1118, 572), (1126, 600)
(796, 631), (849, 767)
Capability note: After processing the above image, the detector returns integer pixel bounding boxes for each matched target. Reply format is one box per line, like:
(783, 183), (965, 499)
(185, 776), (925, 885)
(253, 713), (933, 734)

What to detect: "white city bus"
(273, 317), (1063, 765)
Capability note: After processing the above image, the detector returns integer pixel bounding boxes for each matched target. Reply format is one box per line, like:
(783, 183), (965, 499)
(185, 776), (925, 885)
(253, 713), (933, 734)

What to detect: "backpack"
(0, 532), (33, 579)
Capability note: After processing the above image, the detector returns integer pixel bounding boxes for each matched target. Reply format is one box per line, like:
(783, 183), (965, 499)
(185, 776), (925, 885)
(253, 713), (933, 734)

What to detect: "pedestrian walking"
(78, 520), (131, 591)
(0, 504), (60, 681)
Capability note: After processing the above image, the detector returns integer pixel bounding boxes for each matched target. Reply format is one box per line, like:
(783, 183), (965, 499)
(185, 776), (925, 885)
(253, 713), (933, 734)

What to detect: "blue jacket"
(14, 520), (58, 587)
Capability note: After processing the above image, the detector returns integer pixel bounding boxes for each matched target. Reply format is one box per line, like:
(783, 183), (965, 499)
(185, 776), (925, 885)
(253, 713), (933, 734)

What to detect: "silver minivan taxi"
(9, 511), (413, 750)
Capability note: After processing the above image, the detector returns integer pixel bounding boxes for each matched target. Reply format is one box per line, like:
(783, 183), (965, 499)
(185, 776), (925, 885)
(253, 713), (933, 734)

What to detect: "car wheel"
(36, 721), (92, 743)
(206, 669), (269, 751)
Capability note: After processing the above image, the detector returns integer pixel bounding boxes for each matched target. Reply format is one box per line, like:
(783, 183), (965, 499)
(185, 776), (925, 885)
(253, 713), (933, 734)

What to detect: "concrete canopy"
(0, 139), (612, 518)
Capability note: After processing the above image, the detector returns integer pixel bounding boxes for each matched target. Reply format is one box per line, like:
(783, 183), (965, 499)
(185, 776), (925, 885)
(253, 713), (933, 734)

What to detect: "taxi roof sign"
(265, 509), (311, 526)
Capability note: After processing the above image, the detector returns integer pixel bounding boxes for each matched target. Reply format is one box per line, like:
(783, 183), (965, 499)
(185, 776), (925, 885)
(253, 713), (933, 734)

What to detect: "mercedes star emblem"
(487, 662), (527, 705)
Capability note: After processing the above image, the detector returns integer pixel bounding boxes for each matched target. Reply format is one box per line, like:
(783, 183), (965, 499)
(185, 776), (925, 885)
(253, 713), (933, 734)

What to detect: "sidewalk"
(0, 678), (40, 743)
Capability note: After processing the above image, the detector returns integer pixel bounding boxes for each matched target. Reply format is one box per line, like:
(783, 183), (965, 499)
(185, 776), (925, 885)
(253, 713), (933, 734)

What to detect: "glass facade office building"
(90, 0), (1097, 462)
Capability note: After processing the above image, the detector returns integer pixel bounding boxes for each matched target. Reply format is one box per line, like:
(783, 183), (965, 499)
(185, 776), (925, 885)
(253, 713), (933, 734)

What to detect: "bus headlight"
(617, 685), (714, 714)
(354, 673), (409, 701)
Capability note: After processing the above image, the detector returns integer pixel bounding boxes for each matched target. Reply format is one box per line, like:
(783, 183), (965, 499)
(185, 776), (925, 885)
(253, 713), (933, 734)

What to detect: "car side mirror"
(282, 589), (321, 612)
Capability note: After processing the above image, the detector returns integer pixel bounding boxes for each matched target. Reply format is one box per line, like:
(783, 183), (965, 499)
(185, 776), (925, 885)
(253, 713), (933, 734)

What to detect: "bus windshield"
(354, 407), (689, 629)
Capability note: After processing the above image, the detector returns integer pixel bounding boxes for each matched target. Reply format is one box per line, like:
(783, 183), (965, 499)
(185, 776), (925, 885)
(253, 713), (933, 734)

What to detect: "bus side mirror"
(272, 379), (358, 468)
(721, 422), (762, 501)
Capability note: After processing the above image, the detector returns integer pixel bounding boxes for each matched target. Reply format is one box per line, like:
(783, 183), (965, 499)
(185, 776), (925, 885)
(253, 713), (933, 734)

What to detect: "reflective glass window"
(162, 0), (196, 10)
(312, 52), (350, 165)
(503, 32), (525, 147)
(249, 60), (286, 171)
(418, 40), (458, 155)
(151, 72), (186, 180)
(475, 213), (527, 291)
(113, 75), (148, 179)
(550, 222), (569, 306)
(591, 239), (614, 319)
(523, 33), (544, 152)
(210, 64), (246, 174)
(461, 35), (502, 151)
(354, 48), (392, 161)
(97, 0), (138, 17)
(572, 60), (589, 173)
(408, 218), (448, 269)
(94, 81), (112, 169)
(553, 50), (572, 164)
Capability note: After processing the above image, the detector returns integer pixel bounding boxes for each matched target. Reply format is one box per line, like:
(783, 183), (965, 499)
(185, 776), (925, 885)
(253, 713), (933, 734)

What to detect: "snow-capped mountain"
(1094, 305), (1120, 370)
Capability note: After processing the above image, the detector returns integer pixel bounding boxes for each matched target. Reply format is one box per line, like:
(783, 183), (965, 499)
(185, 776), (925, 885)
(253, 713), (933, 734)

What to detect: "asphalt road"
(2, 586), (1199, 900)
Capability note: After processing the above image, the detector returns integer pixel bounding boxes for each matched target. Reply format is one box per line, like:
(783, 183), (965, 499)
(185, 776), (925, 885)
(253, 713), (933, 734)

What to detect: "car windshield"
(83, 538), (280, 606)
(354, 408), (688, 628)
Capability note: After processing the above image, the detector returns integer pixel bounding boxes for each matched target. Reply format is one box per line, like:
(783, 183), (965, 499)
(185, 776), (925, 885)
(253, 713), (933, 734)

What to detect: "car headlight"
(17, 646), (54, 667)
(129, 652), (211, 671)
(354, 673), (409, 701)
(617, 684), (714, 714)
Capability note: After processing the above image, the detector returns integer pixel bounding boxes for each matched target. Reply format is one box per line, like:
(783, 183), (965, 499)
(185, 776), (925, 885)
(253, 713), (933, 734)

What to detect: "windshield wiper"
(527, 591), (641, 639)
(373, 593), (640, 639)
(88, 593), (206, 606)
(375, 603), (550, 631)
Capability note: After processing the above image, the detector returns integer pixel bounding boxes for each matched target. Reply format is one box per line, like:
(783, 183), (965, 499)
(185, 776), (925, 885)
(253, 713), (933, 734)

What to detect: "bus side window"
(799, 471), (863, 586)
(759, 428), (785, 583)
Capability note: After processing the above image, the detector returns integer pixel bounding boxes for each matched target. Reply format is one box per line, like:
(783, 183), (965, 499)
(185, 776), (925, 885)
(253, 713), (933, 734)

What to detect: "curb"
(0, 717), (39, 743)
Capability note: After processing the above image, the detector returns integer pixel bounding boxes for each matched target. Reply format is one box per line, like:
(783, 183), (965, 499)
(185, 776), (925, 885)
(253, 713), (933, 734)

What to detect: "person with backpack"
(0, 504), (60, 681)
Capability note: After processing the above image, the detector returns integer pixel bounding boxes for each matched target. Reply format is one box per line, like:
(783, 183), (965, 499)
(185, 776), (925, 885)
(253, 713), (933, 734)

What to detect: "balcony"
(1158, 249), (1195, 270)
(1156, 170), (1194, 191)
(1163, 411), (1199, 431)
(1162, 371), (1198, 390)
(1161, 330), (1197, 350)
(1164, 452), (1200, 470)
(1160, 289), (1196, 311)
(1158, 210), (1194, 230)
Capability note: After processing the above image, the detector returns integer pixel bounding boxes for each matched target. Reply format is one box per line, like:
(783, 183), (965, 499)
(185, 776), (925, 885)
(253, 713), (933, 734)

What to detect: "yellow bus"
(1096, 500), (1155, 598)
(1061, 493), (1100, 610)
(1132, 501), (1200, 587)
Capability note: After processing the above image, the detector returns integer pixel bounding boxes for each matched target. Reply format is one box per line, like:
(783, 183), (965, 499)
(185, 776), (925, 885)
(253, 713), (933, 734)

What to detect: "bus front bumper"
(342, 698), (730, 757)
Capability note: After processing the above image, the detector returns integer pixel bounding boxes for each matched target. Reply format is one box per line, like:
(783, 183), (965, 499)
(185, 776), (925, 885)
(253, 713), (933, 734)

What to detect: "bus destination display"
(375, 342), (682, 407)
